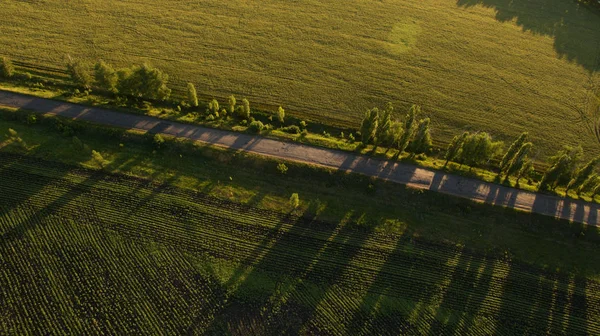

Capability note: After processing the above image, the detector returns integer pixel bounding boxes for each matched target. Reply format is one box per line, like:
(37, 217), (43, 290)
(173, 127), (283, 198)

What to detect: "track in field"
(0, 153), (598, 335)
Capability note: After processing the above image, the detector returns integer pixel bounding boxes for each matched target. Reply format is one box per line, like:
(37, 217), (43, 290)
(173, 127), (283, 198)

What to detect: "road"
(1, 90), (598, 226)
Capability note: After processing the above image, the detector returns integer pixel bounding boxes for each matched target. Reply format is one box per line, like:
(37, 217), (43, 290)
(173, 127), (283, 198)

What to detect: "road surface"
(1, 90), (598, 226)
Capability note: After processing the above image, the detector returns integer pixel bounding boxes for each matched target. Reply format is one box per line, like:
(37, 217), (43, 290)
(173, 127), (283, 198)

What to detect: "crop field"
(1, 0), (600, 157)
(1, 154), (599, 335)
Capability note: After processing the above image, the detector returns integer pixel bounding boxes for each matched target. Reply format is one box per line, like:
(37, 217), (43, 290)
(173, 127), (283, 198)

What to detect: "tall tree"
(94, 60), (117, 93)
(504, 142), (533, 181)
(0, 57), (14, 78)
(187, 83), (198, 107)
(397, 105), (419, 154)
(409, 118), (432, 154)
(538, 154), (573, 191)
(516, 159), (534, 185)
(444, 131), (469, 167)
(359, 108), (379, 145)
(376, 103), (393, 146)
(566, 156), (600, 194)
(66, 55), (92, 89)
(499, 132), (528, 174)
(578, 174), (599, 196)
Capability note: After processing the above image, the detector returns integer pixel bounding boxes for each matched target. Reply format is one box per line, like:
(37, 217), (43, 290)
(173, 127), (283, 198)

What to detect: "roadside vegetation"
(0, 0), (598, 157)
(1, 106), (599, 334)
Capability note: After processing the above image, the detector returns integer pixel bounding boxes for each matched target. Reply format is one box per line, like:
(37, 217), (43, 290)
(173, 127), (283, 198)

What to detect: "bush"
(240, 119), (248, 126)
(299, 121), (307, 129)
(281, 125), (301, 134)
(277, 163), (288, 174)
(153, 134), (165, 148)
(26, 115), (37, 125)
(289, 193), (300, 209)
(348, 133), (355, 142)
(206, 114), (215, 121)
(66, 55), (92, 89)
(248, 120), (264, 133)
(91, 150), (107, 168)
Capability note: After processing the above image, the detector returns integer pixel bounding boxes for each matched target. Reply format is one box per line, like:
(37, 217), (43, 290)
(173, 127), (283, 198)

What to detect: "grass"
(1, 116), (600, 334)
(1, 0), (599, 159)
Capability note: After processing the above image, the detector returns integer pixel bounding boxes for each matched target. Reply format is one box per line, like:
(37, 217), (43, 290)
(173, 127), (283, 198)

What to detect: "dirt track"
(1, 90), (598, 225)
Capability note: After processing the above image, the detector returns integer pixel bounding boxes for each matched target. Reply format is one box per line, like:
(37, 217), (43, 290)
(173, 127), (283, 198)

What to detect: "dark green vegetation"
(1, 112), (600, 334)
(1, 0), (599, 158)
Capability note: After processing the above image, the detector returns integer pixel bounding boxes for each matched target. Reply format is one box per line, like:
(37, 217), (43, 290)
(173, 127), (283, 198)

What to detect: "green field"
(1, 0), (599, 157)
(1, 114), (600, 334)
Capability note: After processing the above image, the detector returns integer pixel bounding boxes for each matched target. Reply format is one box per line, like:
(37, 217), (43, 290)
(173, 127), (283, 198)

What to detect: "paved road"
(1, 90), (599, 226)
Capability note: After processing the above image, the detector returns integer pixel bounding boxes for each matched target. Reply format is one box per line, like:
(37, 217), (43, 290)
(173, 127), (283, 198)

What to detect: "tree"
(458, 132), (503, 169)
(397, 105), (419, 154)
(117, 63), (171, 100)
(409, 118), (432, 154)
(277, 106), (285, 124)
(549, 145), (584, 187)
(187, 83), (198, 107)
(94, 60), (117, 93)
(376, 103), (393, 146)
(289, 193), (300, 209)
(444, 131), (469, 167)
(504, 142), (533, 181)
(228, 95), (237, 114)
(516, 159), (534, 185)
(387, 121), (404, 149)
(578, 174), (599, 196)
(499, 132), (528, 174)
(538, 154), (572, 191)
(0, 57), (14, 78)
(66, 56), (92, 89)
(153, 134), (165, 148)
(359, 108), (379, 144)
(566, 156), (600, 194)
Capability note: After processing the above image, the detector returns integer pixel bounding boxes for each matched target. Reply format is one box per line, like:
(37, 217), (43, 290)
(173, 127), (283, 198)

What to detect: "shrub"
(301, 129), (308, 137)
(299, 120), (307, 129)
(26, 114), (37, 125)
(348, 133), (355, 142)
(289, 193), (300, 208)
(248, 120), (264, 133)
(153, 134), (165, 148)
(240, 119), (248, 126)
(277, 163), (288, 174)
(91, 150), (107, 168)
(281, 125), (301, 134)
(7, 128), (18, 138)
(206, 114), (215, 121)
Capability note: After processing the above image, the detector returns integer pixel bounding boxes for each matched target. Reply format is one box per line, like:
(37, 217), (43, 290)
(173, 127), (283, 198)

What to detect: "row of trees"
(65, 57), (172, 100)
(359, 104), (432, 155)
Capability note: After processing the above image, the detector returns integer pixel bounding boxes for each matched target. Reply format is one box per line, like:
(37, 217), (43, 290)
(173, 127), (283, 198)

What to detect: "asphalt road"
(1, 90), (598, 226)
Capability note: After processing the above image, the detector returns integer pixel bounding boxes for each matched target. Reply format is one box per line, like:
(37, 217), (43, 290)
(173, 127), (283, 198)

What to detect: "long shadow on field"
(493, 263), (593, 334)
(0, 157), (101, 247)
(197, 209), (369, 335)
(429, 253), (495, 334)
(456, 0), (600, 72)
(346, 237), (464, 335)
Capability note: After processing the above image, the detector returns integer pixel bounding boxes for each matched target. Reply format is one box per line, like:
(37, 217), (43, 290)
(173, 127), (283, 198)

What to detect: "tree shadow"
(456, 0), (600, 72)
